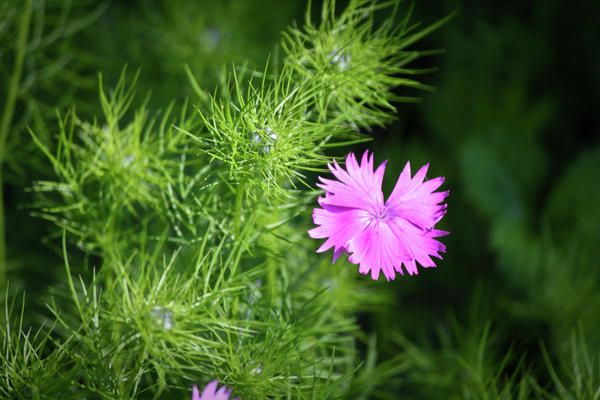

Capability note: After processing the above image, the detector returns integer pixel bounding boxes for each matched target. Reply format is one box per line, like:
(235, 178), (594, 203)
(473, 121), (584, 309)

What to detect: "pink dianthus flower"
(308, 150), (448, 280)
(192, 381), (238, 400)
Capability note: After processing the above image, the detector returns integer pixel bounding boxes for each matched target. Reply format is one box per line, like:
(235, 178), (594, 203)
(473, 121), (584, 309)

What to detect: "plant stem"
(233, 184), (244, 238)
(0, 0), (32, 291)
(267, 254), (277, 305)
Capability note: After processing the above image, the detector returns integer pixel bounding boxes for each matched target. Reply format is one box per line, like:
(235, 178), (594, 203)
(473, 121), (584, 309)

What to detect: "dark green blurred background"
(3, 0), (599, 397)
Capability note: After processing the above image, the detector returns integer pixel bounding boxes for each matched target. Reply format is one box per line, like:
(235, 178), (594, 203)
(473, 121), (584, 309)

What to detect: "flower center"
(368, 205), (388, 225)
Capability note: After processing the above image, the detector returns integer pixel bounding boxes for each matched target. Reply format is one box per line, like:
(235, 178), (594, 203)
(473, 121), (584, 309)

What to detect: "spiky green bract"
(186, 66), (363, 203)
(282, 0), (451, 129)
(31, 71), (201, 252)
(0, 294), (81, 399)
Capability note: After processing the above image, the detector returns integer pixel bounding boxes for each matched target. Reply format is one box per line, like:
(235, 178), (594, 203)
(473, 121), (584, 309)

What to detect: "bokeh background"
(2, 0), (599, 397)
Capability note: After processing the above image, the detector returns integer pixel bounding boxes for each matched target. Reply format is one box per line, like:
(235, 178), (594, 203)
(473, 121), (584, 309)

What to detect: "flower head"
(308, 151), (448, 280)
(192, 381), (238, 400)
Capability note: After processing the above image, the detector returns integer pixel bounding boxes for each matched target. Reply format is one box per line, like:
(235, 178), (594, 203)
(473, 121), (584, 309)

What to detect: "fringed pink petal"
(309, 152), (449, 280)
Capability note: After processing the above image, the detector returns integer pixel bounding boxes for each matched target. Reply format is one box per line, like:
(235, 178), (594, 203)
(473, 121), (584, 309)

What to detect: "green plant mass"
(1, 0), (599, 399)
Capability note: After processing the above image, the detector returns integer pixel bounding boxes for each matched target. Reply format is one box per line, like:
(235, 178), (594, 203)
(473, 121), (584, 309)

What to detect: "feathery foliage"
(2, 0), (449, 398)
(2, 0), (599, 398)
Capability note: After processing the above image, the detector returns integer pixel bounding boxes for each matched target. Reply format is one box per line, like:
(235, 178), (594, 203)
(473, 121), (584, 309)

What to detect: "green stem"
(0, 0), (32, 291)
(267, 256), (277, 305)
(233, 184), (244, 238)
(266, 203), (279, 305)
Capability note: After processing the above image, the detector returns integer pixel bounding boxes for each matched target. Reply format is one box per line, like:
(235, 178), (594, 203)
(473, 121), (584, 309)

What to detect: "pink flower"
(192, 381), (238, 400)
(308, 150), (448, 281)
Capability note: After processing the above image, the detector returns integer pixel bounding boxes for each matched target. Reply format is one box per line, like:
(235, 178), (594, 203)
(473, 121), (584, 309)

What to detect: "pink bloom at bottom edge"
(192, 381), (239, 400)
(308, 150), (449, 281)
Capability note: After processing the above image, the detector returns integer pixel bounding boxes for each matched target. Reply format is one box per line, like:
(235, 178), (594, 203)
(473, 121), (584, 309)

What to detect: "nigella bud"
(252, 127), (278, 154)
(329, 47), (351, 71)
(251, 362), (263, 375)
(150, 306), (174, 330)
(121, 154), (136, 168)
